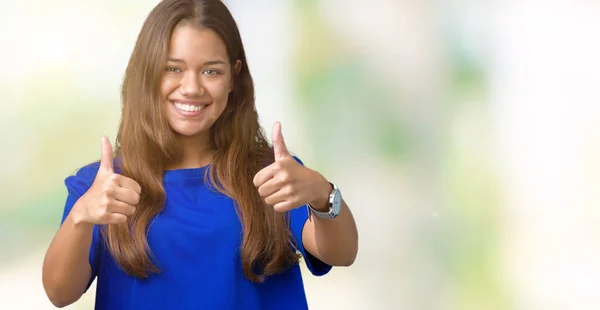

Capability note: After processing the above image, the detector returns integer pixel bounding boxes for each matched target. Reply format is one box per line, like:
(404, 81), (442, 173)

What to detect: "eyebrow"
(167, 58), (227, 66)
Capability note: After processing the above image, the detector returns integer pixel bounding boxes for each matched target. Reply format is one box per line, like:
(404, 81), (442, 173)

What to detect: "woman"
(42, 0), (358, 309)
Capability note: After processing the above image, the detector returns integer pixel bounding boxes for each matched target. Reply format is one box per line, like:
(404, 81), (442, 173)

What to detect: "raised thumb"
(100, 136), (114, 172)
(272, 121), (290, 160)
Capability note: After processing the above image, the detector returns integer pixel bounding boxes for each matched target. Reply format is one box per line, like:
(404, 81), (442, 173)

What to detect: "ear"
(229, 60), (242, 92)
(234, 60), (242, 75)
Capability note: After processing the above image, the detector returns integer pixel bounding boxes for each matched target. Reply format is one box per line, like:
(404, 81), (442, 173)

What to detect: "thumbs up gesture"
(253, 122), (330, 213)
(71, 137), (142, 225)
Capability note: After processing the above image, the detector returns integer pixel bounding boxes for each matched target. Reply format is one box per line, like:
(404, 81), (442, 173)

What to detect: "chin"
(171, 125), (210, 137)
(172, 127), (209, 137)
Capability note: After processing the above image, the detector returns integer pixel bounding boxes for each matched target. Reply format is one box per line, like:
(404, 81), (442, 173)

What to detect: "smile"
(173, 102), (205, 112)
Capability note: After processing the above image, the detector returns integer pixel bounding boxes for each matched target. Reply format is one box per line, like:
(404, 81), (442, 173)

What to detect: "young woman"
(42, 0), (358, 309)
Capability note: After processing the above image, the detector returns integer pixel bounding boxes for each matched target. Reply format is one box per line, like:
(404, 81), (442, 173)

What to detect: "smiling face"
(160, 23), (238, 139)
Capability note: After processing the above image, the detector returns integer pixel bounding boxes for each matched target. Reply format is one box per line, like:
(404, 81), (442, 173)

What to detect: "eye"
(166, 67), (182, 73)
(203, 69), (220, 76)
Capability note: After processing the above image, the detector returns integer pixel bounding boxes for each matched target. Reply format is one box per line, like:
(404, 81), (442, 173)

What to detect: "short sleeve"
(289, 156), (332, 276)
(60, 162), (103, 291)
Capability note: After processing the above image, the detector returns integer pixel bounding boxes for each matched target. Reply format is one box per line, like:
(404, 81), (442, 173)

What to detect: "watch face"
(332, 190), (342, 215)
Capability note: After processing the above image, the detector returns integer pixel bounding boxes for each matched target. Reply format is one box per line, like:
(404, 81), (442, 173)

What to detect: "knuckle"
(286, 184), (296, 195)
(279, 172), (291, 184)
(273, 204), (286, 213)
(281, 157), (293, 165)
(108, 174), (120, 184)
(257, 187), (266, 197)
(264, 196), (274, 205)
(102, 185), (115, 197)
(98, 212), (111, 222)
(100, 195), (111, 208)
(101, 203), (111, 214)
(290, 196), (301, 206)
(273, 178), (283, 187)
(132, 194), (141, 205)
(107, 187), (116, 197)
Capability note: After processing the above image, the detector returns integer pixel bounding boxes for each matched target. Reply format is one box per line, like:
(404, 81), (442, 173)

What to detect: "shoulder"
(66, 157), (122, 183)
(64, 161), (101, 197)
(73, 162), (102, 180)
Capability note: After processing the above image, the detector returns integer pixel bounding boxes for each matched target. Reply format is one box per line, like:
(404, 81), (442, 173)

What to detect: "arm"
(302, 180), (358, 267)
(254, 122), (358, 267)
(43, 137), (140, 307)
(42, 206), (95, 308)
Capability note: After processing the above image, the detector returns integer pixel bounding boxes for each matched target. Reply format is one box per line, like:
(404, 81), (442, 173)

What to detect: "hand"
(253, 122), (330, 213)
(71, 136), (142, 225)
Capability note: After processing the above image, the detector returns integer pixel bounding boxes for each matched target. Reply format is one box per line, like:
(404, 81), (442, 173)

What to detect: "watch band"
(307, 182), (340, 220)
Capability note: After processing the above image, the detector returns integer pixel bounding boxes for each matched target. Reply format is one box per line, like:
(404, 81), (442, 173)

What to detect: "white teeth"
(174, 102), (204, 112)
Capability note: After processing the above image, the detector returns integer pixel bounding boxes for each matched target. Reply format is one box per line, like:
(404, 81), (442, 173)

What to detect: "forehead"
(168, 24), (228, 62)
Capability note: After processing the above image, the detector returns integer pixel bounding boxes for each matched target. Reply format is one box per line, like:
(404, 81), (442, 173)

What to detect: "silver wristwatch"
(307, 182), (343, 220)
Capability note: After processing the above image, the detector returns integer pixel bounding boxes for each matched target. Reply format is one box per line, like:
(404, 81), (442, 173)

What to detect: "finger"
(107, 200), (137, 217)
(116, 176), (142, 195)
(100, 136), (114, 172)
(264, 187), (291, 206)
(273, 201), (295, 213)
(257, 177), (281, 198)
(105, 213), (128, 225)
(253, 165), (276, 188)
(272, 121), (290, 160)
(113, 187), (141, 206)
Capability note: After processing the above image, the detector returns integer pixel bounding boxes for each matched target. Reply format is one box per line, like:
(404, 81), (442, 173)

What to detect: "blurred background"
(1, 0), (599, 309)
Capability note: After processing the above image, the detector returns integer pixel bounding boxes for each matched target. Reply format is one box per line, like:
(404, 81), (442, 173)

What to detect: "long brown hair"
(106, 0), (299, 282)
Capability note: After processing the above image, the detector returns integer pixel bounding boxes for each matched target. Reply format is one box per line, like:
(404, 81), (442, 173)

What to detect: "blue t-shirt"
(61, 161), (331, 310)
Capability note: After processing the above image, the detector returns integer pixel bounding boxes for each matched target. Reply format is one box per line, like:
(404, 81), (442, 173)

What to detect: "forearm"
(303, 200), (358, 266)
(42, 205), (94, 307)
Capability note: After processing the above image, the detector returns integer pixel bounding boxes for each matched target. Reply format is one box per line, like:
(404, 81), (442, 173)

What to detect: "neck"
(166, 133), (213, 170)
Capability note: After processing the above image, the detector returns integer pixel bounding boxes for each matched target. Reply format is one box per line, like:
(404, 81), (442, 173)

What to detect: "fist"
(253, 122), (329, 213)
(72, 136), (142, 225)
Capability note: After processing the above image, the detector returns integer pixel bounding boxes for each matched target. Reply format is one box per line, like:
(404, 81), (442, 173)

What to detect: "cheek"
(205, 79), (231, 104)
(160, 77), (179, 98)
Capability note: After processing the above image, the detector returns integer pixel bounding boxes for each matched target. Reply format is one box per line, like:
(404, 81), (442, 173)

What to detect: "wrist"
(307, 181), (343, 220)
(309, 177), (333, 212)
(69, 201), (93, 228)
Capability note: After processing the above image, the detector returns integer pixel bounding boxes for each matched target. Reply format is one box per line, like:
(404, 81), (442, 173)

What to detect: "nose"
(179, 71), (204, 97)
